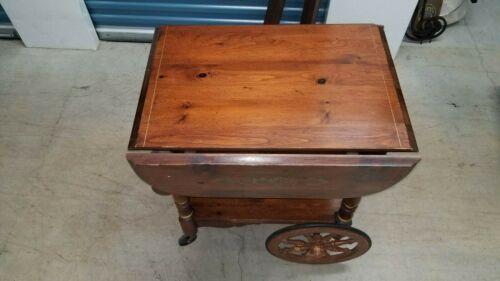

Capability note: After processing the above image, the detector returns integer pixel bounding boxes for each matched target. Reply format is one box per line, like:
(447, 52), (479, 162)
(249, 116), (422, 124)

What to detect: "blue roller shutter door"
(85, 0), (330, 41)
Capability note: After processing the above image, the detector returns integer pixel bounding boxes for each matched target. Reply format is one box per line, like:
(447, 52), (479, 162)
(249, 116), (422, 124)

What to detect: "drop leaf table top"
(129, 24), (417, 153)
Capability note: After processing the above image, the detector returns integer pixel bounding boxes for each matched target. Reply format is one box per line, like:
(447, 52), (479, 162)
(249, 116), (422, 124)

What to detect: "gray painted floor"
(1, 2), (499, 281)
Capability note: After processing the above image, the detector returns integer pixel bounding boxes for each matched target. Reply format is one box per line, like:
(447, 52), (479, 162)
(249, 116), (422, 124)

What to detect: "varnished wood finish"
(126, 24), (421, 258)
(151, 186), (170, 196)
(128, 27), (160, 149)
(301, 0), (321, 24)
(266, 224), (371, 264)
(336, 197), (361, 224)
(173, 195), (197, 240)
(379, 28), (418, 151)
(264, 0), (286, 24)
(127, 153), (420, 199)
(190, 198), (341, 226)
(129, 25), (417, 152)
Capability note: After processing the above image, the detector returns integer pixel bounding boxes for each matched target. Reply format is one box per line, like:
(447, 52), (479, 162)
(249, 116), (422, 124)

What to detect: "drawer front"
(126, 153), (419, 199)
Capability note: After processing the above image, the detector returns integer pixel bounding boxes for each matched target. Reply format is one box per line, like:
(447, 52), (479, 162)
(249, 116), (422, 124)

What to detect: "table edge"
(128, 27), (161, 150)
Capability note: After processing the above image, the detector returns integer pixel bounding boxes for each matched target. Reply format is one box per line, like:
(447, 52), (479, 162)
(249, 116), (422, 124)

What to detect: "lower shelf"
(190, 197), (341, 227)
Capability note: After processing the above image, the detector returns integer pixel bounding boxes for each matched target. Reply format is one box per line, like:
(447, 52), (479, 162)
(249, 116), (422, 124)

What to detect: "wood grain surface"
(190, 197), (341, 226)
(126, 152), (420, 198)
(130, 24), (417, 152)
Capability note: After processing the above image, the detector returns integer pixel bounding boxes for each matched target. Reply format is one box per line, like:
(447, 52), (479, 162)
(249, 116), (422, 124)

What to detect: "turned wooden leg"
(335, 197), (361, 225)
(173, 195), (198, 246)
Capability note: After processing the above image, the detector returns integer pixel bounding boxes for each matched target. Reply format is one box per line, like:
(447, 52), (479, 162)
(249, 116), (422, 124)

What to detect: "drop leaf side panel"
(127, 153), (420, 199)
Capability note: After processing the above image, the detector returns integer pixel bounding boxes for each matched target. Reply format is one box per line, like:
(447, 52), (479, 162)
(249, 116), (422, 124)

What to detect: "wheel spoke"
(335, 238), (355, 246)
(282, 245), (308, 256)
(284, 238), (306, 247)
(333, 234), (345, 240)
(304, 233), (316, 242)
(321, 234), (334, 243)
(332, 246), (351, 254)
(266, 224), (371, 264)
(324, 240), (354, 253)
(323, 243), (337, 252)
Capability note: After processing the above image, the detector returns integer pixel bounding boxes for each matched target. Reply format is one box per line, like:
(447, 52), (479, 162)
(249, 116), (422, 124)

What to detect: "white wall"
(0, 0), (99, 49)
(326, 0), (418, 57)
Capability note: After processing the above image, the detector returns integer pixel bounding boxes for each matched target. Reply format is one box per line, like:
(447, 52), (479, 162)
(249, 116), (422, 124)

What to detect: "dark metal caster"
(178, 234), (197, 246)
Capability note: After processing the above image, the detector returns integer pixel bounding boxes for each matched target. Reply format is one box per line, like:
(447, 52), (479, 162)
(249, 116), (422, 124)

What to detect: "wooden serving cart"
(126, 23), (419, 264)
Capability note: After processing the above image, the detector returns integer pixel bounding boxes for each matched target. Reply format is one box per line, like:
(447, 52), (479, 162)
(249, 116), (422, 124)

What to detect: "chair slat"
(264, 0), (286, 24)
(301, 0), (321, 24)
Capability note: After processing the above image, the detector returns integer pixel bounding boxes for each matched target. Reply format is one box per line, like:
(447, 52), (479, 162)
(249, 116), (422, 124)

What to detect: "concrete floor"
(0, 2), (499, 281)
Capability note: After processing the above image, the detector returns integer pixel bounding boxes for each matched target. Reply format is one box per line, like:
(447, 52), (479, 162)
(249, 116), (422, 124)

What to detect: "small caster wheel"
(178, 234), (197, 246)
(266, 223), (371, 264)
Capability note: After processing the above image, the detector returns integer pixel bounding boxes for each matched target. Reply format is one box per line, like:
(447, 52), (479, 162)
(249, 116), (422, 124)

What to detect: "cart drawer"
(126, 153), (419, 199)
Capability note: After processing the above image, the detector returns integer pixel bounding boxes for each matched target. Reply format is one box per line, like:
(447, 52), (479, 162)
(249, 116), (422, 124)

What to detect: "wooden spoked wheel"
(266, 223), (371, 264)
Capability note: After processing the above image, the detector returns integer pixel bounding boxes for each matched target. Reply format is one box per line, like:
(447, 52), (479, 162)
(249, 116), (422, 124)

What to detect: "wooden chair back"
(264, 0), (321, 24)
